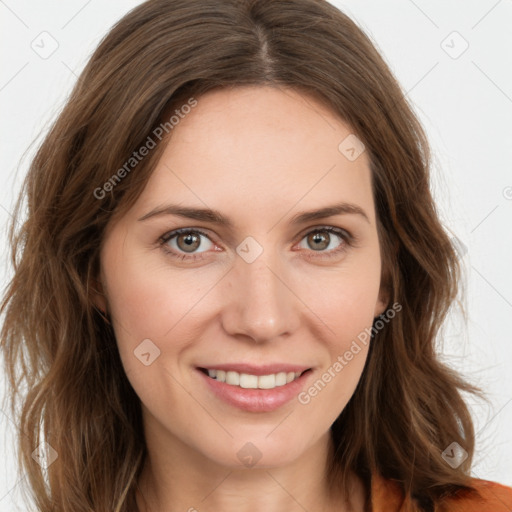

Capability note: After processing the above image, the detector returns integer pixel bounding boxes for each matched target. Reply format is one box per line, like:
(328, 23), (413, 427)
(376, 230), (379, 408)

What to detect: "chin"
(196, 432), (313, 470)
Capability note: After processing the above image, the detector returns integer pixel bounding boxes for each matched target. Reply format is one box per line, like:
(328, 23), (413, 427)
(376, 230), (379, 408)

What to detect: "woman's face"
(97, 85), (388, 469)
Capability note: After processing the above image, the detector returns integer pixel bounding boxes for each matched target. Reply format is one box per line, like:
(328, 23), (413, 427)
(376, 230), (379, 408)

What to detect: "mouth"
(196, 365), (314, 412)
(198, 367), (311, 390)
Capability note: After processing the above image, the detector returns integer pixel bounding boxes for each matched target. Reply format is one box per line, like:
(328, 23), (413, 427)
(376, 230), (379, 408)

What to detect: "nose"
(220, 250), (300, 343)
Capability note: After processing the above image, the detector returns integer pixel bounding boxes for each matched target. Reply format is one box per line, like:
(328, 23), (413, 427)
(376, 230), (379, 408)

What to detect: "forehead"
(128, 86), (375, 227)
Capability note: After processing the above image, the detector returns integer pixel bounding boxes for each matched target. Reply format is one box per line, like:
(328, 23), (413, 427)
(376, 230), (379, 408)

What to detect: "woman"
(1, 1), (511, 511)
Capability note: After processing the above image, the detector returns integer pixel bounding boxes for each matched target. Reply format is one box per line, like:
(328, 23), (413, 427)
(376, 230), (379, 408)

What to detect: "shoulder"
(370, 473), (512, 512)
(437, 478), (512, 512)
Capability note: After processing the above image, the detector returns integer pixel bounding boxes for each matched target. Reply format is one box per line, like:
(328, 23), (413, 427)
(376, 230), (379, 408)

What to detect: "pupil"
(181, 233), (199, 252)
(311, 232), (328, 250)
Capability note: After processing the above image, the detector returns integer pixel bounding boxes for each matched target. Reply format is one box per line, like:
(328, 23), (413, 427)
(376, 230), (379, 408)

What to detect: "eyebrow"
(137, 201), (370, 226)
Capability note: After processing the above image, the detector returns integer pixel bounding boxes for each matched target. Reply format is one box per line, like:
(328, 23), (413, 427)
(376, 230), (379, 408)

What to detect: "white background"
(1, 0), (511, 510)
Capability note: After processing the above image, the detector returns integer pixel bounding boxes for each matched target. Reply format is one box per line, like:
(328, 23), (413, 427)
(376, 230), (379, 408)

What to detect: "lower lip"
(196, 368), (312, 412)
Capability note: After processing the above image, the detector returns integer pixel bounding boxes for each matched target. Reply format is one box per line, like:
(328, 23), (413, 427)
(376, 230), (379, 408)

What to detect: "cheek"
(296, 342), (369, 440)
(300, 254), (380, 407)
(102, 255), (201, 418)
(100, 241), (203, 389)
(104, 247), (206, 341)
(305, 251), (382, 338)
(295, 274), (378, 426)
(326, 281), (379, 339)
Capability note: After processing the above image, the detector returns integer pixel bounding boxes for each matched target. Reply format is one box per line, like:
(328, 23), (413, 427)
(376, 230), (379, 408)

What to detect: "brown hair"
(0, 1), (483, 511)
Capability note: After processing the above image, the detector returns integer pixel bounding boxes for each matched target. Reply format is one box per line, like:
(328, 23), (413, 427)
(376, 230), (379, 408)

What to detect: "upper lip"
(197, 363), (312, 376)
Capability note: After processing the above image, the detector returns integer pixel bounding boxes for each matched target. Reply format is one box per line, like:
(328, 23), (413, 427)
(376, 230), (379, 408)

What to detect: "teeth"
(240, 373), (258, 389)
(275, 372), (287, 386)
(205, 369), (304, 389)
(257, 374), (275, 389)
(226, 371), (239, 385)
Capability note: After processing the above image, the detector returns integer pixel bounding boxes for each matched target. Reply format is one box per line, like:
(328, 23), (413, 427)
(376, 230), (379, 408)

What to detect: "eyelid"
(159, 227), (215, 257)
(159, 225), (356, 261)
(294, 225), (354, 260)
(296, 224), (353, 242)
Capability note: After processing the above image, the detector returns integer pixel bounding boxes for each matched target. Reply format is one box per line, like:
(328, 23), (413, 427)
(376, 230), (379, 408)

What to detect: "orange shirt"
(371, 473), (512, 511)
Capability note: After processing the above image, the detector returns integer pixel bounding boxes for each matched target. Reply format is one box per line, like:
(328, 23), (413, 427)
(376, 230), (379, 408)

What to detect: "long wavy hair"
(1, 1), (483, 511)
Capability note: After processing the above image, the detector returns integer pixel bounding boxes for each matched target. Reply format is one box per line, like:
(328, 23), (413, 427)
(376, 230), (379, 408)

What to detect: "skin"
(94, 85), (389, 512)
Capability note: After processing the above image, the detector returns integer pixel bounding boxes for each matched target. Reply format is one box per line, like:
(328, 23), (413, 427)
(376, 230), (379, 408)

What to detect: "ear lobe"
(374, 285), (390, 318)
(90, 276), (107, 313)
(375, 231), (396, 318)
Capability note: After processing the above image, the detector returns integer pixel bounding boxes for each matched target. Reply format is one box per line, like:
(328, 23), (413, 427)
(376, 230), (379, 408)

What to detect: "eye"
(159, 226), (354, 262)
(296, 226), (352, 259)
(159, 228), (215, 261)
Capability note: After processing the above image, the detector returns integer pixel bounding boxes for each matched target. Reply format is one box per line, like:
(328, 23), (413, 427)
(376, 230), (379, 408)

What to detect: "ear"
(373, 284), (390, 318)
(374, 228), (396, 319)
(89, 275), (108, 313)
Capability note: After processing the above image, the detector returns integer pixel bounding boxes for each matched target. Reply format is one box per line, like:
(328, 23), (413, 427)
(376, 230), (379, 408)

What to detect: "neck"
(135, 427), (365, 512)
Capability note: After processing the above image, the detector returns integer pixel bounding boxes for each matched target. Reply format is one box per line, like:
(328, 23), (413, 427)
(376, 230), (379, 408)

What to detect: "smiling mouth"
(198, 368), (311, 390)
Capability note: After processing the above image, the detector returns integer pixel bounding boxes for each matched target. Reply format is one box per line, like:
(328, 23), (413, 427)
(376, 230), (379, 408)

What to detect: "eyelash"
(159, 226), (355, 263)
